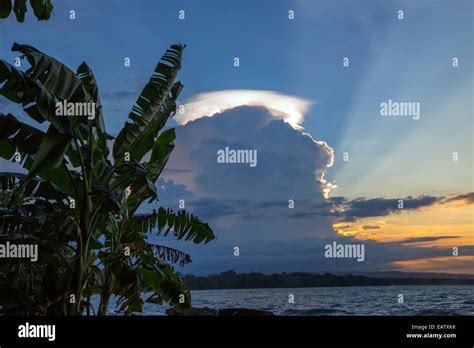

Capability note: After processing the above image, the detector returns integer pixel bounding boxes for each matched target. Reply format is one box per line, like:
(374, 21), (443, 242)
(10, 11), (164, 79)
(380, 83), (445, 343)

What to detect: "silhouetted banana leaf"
(13, 43), (81, 99)
(125, 128), (176, 211)
(0, 113), (44, 161)
(0, 0), (12, 18)
(112, 45), (184, 163)
(131, 207), (216, 244)
(117, 242), (191, 267)
(76, 62), (112, 151)
(136, 254), (190, 310)
(151, 244), (191, 267)
(0, 58), (72, 134)
(28, 126), (70, 175)
(0, 196), (71, 235)
(90, 178), (120, 213)
(13, 0), (27, 22)
(0, 114), (72, 202)
(0, 0), (53, 22)
(0, 43), (100, 137)
(0, 172), (67, 202)
(28, 0), (52, 20)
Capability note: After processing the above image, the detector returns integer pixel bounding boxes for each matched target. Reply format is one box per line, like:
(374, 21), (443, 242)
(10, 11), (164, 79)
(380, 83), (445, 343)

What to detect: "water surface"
(106, 285), (474, 316)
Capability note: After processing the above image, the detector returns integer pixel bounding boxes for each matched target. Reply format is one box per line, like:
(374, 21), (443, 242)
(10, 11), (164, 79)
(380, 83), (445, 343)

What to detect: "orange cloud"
(390, 256), (474, 274)
(333, 199), (473, 248)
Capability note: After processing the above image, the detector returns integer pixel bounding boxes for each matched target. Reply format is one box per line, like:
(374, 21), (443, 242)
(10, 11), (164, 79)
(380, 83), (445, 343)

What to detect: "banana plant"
(0, 42), (216, 315)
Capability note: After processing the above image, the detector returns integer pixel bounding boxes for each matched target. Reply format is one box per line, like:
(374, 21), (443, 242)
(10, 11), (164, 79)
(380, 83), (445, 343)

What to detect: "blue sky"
(1, 0), (472, 274)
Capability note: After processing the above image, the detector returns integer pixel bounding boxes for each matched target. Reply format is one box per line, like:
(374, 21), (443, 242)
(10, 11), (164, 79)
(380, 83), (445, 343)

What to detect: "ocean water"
(104, 285), (474, 316)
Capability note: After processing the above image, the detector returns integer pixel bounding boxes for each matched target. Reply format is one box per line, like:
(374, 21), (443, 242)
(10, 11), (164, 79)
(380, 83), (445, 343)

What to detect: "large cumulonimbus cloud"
(164, 90), (335, 201)
(152, 91), (343, 273)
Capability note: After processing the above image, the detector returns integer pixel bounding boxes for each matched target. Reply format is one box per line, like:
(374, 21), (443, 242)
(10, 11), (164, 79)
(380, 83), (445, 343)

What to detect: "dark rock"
(166, 307), (218, 316)
(218, 308), (275, 316)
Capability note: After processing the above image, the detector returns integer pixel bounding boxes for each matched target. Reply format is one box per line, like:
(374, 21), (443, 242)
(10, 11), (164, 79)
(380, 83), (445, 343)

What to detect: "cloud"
(159, 197), (327, 222)
(156, 185), (460, 231)
(389, 256), (474, 274)
(327, 195), (441, 222)
(175, 90), (313, 130)
(156, 178), (195, 200)
(400, 236), (460, 244)
(153, 104), (338, 251)
(164, 105), (335, 200)
(245, 195), (443, 222)
(441, 192), (474, 205)
(361, 225), (381, 230)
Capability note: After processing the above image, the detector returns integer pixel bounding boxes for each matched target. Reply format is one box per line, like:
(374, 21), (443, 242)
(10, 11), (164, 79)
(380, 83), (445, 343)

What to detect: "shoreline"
(183, 271), (474, 291)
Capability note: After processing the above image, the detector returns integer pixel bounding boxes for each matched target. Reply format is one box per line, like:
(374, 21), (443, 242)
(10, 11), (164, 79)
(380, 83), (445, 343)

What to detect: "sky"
(0, 0), (473, 275)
